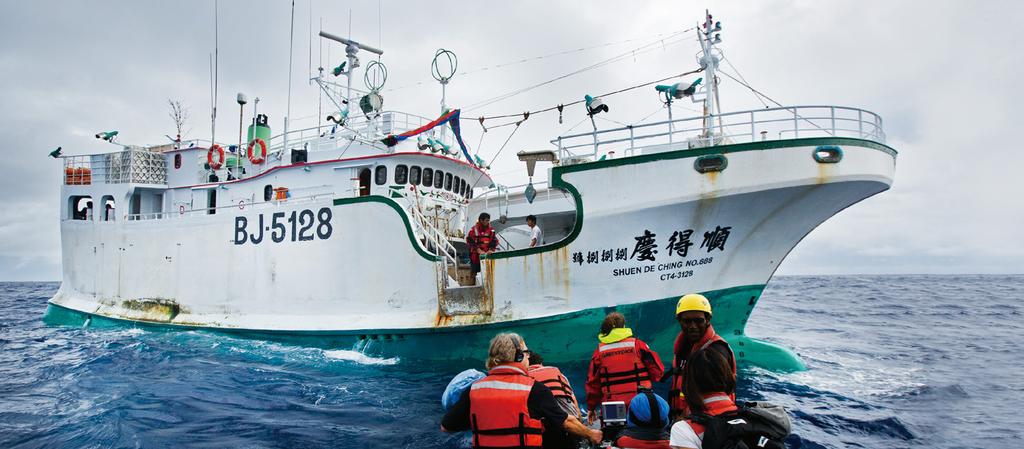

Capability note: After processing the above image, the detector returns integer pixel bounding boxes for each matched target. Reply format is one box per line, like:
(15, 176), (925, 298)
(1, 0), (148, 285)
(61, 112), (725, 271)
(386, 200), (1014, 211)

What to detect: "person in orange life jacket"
(669, 350), (737, 449)
(585, 312), (665, 424)
(441, 333), (602, 448)
(466, 212), (498, 280)
(527, 352), (583, 449)
(614, 390), (672, 449)
(666, 294), (735, 421)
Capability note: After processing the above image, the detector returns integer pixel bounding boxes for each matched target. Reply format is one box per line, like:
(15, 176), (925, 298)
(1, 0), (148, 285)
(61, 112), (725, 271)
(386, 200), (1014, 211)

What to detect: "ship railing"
(392, 187), (459, 267)
(552, 105), (885, 162)
(123, 191), (334, 221)
(61, 148), (168, 186)
(258, 110), (458, 160)
(475, 181), (569, 209)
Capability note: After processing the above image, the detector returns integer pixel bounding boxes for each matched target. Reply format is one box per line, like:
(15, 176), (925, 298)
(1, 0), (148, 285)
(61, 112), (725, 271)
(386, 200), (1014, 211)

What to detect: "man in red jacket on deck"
(466, 212), (497, 283)
(585, 312), (665, 424)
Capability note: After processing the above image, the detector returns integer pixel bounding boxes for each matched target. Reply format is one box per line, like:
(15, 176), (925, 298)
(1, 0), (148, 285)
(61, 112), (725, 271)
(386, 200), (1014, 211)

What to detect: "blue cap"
(627, 391), (670, 429)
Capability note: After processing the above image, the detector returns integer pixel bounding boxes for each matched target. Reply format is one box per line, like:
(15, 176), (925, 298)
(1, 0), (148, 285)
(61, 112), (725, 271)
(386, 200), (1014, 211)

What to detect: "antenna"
(210, 0), (220, 144)
(285, 0), (295, 156)
(318, 30), (384, 120)
(697, 9), (724, 144)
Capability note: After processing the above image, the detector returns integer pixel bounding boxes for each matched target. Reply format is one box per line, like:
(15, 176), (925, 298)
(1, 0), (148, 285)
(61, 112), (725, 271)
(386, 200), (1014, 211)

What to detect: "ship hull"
(48, 137), (896, 371)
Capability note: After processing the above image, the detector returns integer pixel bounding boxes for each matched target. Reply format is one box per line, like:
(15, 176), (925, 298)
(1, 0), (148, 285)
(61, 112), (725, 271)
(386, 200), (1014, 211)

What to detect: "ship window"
(423, 168), (434, 187)
(434, 170), (444, 189)
(375, 166), (387, 185)
(444, 173), (452, 191)
(460, 178), (467, 197)
(395, 164), (408, 184)
(454, 176), (462, 196)
(69, 195), (93, 220)
(468, 186), (474, 199)
(100, 195), (116, 221)
(264, 185), (273, 202)
(207, 189), (217, 214)
(409, 166), (421, 185)
(174, 153), (182, 169)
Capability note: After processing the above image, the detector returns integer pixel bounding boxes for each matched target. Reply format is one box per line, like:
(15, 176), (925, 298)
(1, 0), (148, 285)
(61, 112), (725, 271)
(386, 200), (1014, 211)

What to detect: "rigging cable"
(470, 67), (704, 127)
(722, 57), (770, 108)
(465, 29), (697, 112)
(382, 30), (694, 93)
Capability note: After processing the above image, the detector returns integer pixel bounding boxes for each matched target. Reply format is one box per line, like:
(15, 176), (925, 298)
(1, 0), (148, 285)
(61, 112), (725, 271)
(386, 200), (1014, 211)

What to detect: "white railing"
(123, 191), (335, 221)
(552, 105), (885, 162)
(264, 110), (459, 158)
(395, 187), (459, 267)
(62, 148), (167, 185)
(475, 181), (569, 208)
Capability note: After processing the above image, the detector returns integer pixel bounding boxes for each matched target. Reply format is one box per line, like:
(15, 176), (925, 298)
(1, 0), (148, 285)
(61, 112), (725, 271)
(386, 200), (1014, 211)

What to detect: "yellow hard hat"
(676, 293), (712, 316)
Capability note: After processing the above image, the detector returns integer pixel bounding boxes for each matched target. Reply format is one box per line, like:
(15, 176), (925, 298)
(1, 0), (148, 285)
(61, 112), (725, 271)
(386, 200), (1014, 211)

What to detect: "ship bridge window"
(395, 164), (408, 184)
(458, 178), (466, 197)
(434, 170), (444, 189)
(410, 166), (421, 185)
(100, 195), (116, 221)
(444, 173), (453, 191)
(375, 166), (387, 185)
(68, 195), (93, 221)
(468, 186), (474, 199)
(453, 176), (462, 196)
(423, 167), (434, 187)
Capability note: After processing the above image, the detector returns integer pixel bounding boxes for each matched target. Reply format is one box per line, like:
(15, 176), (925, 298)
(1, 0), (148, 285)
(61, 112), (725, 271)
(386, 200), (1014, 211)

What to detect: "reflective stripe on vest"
(528, 365), (578, 408)
(597, 338), (652, 402)
(669, 328), (736, 417)
(470, 365), (544, 449)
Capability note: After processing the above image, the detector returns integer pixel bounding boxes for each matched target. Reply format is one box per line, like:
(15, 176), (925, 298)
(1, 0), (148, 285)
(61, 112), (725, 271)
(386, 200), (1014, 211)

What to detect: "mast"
(697, 9), (723, 143)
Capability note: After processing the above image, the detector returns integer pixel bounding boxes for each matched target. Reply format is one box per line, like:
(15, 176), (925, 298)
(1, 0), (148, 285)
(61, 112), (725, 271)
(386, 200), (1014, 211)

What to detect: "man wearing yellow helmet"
(667, 293), (736, 421)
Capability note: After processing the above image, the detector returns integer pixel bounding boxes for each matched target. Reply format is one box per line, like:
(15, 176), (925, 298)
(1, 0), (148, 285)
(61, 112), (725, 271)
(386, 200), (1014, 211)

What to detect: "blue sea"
(1, 275), (1021, 448)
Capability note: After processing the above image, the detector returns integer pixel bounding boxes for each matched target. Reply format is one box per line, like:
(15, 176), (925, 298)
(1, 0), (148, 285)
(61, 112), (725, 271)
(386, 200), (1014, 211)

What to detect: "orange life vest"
(596, 337), (653, 403)
(469, 365), (545, 449)
(669, 326), (735, 417)
(528, 364), (580, 415)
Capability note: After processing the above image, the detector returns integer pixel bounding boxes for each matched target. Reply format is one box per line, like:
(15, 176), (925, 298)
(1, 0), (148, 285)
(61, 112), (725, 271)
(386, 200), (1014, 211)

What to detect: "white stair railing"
(394, 187), (458, 268)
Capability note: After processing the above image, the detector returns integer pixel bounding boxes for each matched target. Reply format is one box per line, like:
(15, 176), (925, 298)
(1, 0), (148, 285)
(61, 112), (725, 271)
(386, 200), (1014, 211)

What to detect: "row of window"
(374, 165), (474, 199)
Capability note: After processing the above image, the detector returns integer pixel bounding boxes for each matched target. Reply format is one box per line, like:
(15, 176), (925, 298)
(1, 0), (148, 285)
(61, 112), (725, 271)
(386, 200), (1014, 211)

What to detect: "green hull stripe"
(44, 283), (805, 372)
(332, 196), (441, 262)
(489, 137), (895, 260)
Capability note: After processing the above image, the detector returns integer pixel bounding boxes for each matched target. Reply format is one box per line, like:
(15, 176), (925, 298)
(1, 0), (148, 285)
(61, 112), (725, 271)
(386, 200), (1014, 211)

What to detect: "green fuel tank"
(247, 114), (271, 144)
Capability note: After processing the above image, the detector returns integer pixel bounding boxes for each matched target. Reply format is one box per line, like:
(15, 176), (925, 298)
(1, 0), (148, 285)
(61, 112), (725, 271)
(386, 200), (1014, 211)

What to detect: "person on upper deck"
(666, 294), (736, 421)
(466, 212), (498, 282)
(526, 214), (543, 248)
(585, 312), (665, 424)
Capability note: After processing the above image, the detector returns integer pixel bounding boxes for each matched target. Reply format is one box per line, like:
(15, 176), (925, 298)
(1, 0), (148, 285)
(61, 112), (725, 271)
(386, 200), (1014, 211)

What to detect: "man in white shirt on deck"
(527, 215), (543, 248)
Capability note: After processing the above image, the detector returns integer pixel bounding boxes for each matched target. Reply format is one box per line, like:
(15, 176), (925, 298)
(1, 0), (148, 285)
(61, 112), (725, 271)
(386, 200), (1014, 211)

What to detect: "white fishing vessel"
(46, 13), (896, 371)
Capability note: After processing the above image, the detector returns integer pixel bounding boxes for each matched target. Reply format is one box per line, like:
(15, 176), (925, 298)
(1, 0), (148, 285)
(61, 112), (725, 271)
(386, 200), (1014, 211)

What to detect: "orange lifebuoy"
(247, 138), (267, 164)
(207, 145), (225, 170)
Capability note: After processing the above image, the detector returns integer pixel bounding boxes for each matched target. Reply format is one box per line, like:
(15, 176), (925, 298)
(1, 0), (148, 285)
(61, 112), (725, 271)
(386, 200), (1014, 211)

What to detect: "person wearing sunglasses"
(666, 294), (736, 421)
(441, 333), (602, 448)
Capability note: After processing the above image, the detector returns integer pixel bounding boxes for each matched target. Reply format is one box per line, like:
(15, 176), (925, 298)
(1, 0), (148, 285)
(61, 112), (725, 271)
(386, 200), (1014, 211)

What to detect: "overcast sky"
(1, 0), (1021, 281)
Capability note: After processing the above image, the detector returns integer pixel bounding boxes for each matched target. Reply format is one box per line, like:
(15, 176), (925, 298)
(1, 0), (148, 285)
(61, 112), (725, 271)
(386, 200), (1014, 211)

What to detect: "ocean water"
(1, 275), (1021, 448)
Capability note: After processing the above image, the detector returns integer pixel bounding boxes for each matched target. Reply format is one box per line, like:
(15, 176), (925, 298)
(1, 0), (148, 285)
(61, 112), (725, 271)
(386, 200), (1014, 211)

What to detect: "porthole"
(174, 153), (182, 169)
(813, 145), (843, 164)
(694, 154), (728, 173)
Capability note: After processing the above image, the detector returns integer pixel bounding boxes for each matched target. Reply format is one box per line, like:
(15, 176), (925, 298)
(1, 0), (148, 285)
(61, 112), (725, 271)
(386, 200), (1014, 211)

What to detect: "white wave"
(323, 349), (399, 366)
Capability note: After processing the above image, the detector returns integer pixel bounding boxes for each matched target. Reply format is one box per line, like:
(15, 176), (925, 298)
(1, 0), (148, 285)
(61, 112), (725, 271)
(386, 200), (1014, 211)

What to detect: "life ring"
(207, 144), (225, 170)
(247, 138), (267, 164)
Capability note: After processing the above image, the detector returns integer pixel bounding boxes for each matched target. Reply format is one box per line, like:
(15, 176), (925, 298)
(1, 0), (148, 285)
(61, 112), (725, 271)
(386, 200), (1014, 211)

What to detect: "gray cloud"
(1, 0), (1021, 280)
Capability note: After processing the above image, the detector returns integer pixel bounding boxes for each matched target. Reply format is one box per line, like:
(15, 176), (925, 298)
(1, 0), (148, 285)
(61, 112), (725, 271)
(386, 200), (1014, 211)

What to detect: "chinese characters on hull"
(571, 225), (732, 266)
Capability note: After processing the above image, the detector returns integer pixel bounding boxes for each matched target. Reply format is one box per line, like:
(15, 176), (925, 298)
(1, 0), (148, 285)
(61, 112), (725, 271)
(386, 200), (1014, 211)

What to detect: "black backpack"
(689, 402), (791, 449)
